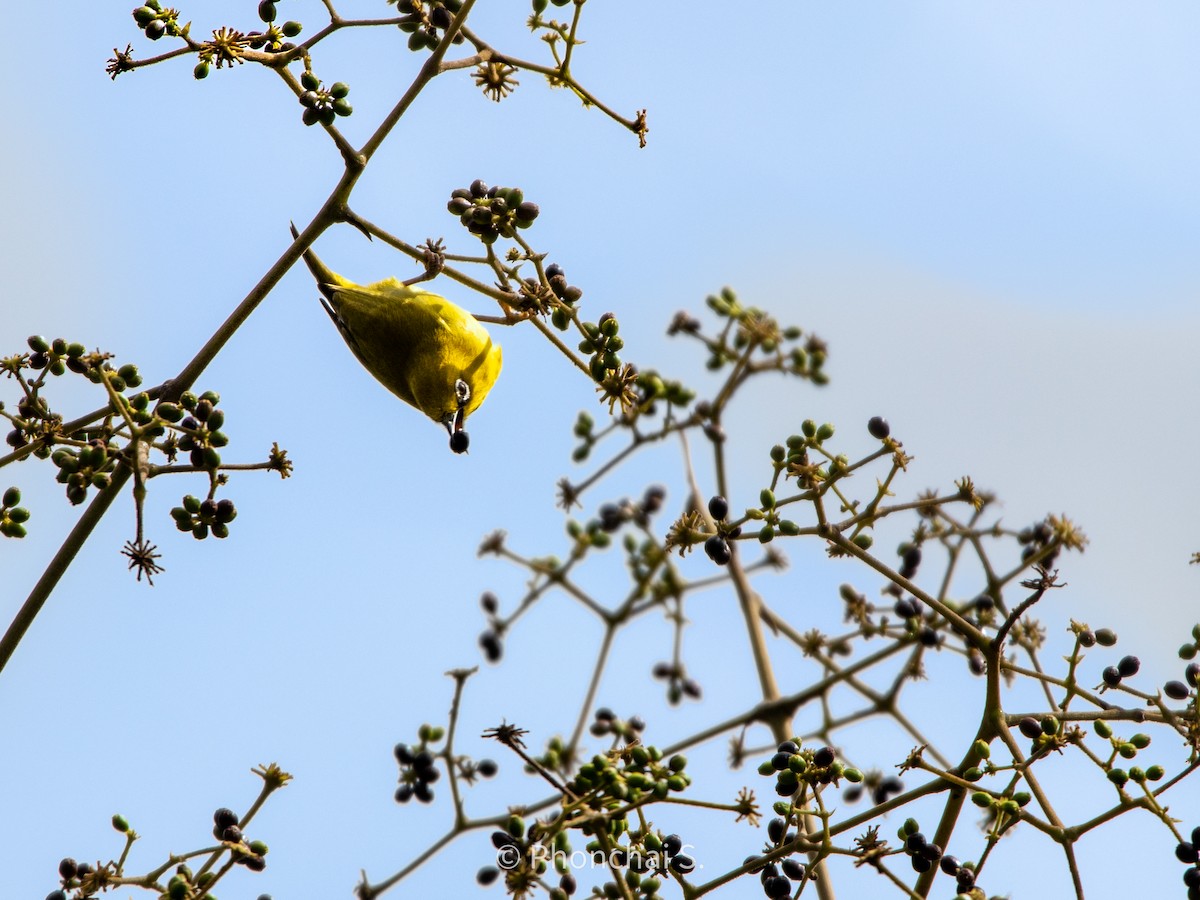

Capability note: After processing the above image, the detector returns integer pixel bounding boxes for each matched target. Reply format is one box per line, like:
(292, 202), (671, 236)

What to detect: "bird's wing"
(319, 296), (372, 373)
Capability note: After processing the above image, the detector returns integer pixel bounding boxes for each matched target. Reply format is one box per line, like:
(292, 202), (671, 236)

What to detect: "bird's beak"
(444, 408), (469, 454)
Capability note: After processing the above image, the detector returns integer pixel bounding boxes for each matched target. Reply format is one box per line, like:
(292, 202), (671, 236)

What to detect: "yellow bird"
(292, 226), (502, 453)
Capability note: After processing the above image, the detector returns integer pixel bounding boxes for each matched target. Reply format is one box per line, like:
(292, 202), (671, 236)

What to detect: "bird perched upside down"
(292, 225), (502, 453)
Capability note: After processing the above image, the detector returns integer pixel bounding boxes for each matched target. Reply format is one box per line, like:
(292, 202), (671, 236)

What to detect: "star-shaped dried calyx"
(122, 538), (164, 585)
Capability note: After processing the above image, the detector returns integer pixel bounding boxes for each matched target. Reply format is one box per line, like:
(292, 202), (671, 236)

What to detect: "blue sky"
(2, 3), (1198, 899)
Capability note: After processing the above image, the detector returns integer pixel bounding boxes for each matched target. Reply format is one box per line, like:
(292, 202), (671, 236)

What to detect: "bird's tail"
(289, 222), (342, 304)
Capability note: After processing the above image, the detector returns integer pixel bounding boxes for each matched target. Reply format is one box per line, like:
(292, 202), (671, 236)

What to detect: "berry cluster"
(841, 768), (904, 805)
(703, 495), (739, 566)
(1088, 719), (1159, 788)
(588, 707), (647, 742)
(757, 739), (862, 798)
(0, 487), (30, 538)
(748, 816), (808, 896)
(131, 1), (181, 42)
(597, 486), (666, 533)
(1165, 663), (1200, 700)
(1168, 627), (1200, 701)
(298, 71), (352, 126)
(478, 591), (504, 663)
(393, 0), (466, 51)
(51, 439), (117, 506)
(394, 724), (445, 804)
(1017, 518), (1059, 568)
(544, 263), (584, 330)
(212, 806), (269, 871)
(701, 287), (826, 384)
(890, 593), (940, 647)
(1177, 825), (1200, 899)
(169, 494), (238, 540)
(765, 420), (849, 519)
(743, 485), (802, 546)
(936, 851), (981, 896)
(651, 661), (702, 705)
(447, 180), (539, 244)
(1101, 654), (1140, 688)
(157, 390), (228, 470)
(746, 851), (806, 898)
(632, 369), (695, 418)
(577, 313), (624, 384)
(569, 741), (690, 805)
(47, 856), (96, 900)
(24, 336), (142, 391)
(895, 818), (943, 873)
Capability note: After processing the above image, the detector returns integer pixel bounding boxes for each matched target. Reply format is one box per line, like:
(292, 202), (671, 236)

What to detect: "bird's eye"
(454, 378), (471, 408)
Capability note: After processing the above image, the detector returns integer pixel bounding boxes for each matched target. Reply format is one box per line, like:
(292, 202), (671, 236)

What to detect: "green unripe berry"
(970, 791), (992, 808)
(332, 99), (353, 117)
(2, 487), (19, 507)
(972, 739), (991, 759)
(330, 82), (350, 98)
(112, 813), (129, 833)
(507, 815), (525, 839)
(801, 419), (817, 438)
(281, 20), (302, 37)
(816, 422), (834, 441)
(852, 532), (873, 549)
(301, 71), (320, 90)
(1012, 791), (1031, 807)
(1094, 720), (1112, 738)
(194, 61), (210, 79)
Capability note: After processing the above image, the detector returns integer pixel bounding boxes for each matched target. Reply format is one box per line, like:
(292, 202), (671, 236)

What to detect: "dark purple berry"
(1117, 655), (1140, 678)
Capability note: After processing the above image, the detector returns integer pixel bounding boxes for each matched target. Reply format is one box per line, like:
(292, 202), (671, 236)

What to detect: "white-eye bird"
(292, 225), (502, 453)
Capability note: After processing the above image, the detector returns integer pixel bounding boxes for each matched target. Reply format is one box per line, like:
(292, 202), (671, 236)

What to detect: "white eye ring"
(455, 378), (471, 408)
